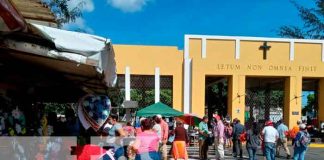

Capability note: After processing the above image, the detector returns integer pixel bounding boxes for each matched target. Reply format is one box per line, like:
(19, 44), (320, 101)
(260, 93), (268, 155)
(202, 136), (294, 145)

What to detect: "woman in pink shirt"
(131, 118), (161, 160)
(123, 122), (135, 137)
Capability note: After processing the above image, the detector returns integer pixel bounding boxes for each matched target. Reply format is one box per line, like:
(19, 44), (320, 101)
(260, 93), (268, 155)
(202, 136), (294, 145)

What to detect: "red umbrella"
(177, 113), (202, 126)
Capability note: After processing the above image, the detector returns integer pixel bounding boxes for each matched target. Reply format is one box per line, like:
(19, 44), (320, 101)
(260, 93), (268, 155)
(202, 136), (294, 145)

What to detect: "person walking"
(293, 123), (311, 160)
(212, 114), (225, 160)
(153, 116), (162, 140)
(291, 120), (301, 146)
(231, 118), (238, 156)
(157, 115), (169, 160)
(224, 120), (233, 148)
(131, 118), (161, 160)
(276, 120), (291, 159)
(262, 120), (279, 160)
(172, 120), (188, 160)
(104, 114), (126, 160)
(246, 122), (261, 160)
(233, 119), (244, 158)
(198, 116), (209, 160)
(123, 122), (135, 137)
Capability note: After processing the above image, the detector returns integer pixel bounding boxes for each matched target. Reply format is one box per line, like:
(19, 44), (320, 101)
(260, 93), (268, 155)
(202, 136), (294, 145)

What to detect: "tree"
(130, 89), (172, 109)
(44, 102), (70, 114)
(278, 0), (324, 39)
(302, 93), (316, 115)
(42, 0), (85, 27)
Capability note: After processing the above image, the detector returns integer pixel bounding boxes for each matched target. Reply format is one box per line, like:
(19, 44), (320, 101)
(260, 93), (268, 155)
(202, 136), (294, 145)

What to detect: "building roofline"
(184, 34), (324, 61)
(185, 34), (324, 44)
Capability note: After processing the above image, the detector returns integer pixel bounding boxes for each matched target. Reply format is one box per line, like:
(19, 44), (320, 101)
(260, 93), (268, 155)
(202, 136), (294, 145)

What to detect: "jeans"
(199, 139), (208, 160)
(233, 139), (243, 157)
(232, 138), (236, 155)
(247, 147), (257, 160)
(265, 142), (276, 160)
(135, 151), (161, 160)
(114, 146), (125, 160)
(214, 138), (224, 160)
(293, 147), (307, 160)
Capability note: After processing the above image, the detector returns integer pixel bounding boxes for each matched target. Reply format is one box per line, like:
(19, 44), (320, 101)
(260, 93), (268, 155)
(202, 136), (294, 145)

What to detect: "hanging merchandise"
(0, 110), (5, 135)
(78, 94), (112, 132)
(8, 107), (26, 136)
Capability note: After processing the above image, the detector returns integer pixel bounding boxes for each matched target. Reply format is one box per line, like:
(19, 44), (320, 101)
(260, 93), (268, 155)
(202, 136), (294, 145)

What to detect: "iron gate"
(245, 89), (284, 125)
(117, 74), (173, 109)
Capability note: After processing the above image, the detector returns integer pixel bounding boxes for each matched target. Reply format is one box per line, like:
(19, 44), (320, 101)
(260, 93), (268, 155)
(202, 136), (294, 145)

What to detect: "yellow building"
(114, 35), (324, 129)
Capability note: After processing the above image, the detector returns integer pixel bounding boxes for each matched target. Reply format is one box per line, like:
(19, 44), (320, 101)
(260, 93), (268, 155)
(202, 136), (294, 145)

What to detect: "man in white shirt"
(262, 120), (279, 160)
(153, 116), (162, 140)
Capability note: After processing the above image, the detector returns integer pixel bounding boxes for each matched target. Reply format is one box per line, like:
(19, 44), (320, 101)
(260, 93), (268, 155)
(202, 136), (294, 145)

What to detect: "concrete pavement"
(168, 144), (324, 159)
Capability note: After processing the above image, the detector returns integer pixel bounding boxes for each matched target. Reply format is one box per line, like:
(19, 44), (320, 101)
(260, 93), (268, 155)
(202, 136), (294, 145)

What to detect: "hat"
(265, 120), (273, 126)
(299, 123), (306, 130)
(139, 117), (146, 122)
(156, 114), (162, 119)
(213, 114), (221, 120)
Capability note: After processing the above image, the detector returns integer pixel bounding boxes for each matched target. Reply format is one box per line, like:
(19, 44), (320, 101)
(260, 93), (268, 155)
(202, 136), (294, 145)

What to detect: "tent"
(0, 22), (117, 100)
(136, 102), (184, 117)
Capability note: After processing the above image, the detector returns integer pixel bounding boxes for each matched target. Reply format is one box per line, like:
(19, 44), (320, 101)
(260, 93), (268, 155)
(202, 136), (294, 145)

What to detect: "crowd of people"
(0, 103), (314, 160)
(99, 113), (312, 160)
(196, 114), (311, 160)
(128, 115), (189, 160)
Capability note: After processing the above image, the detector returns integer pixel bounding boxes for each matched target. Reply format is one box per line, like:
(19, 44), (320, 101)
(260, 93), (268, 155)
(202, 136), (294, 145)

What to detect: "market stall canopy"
(0, 0), (116, 102)
(0, 23), (117, 102)
(136, 102), (184, 117)
(2, 23), (117, 87)
(10, 0), (57, 27)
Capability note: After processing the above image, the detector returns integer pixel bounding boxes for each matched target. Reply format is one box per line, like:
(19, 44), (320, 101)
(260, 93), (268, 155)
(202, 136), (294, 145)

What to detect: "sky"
(63, 0), (315, 49)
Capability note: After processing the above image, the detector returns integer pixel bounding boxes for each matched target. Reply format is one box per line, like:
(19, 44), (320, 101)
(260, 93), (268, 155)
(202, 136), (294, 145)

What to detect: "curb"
(309, 143), (324, 148)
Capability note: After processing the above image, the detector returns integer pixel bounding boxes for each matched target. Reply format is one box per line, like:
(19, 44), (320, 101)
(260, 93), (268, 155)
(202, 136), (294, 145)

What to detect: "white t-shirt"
(153, 123), (162, 140)
(262, 126), (279, 143)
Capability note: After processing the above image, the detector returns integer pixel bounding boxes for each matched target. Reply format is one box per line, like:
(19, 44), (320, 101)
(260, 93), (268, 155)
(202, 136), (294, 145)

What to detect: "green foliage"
(131, 89), (172, 109)
(279, 0), (324, 39)
(302, 93), (315, 115)
(160, 89), (172, 106)
(106, 87), (124, 107)
(207, 82), (228, 117)
(44, 103), (69, 114)
(43, 0), (85, 27)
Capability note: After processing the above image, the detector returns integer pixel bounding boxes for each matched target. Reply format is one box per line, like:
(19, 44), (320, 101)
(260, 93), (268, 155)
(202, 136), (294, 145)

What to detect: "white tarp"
(28, 23), (117, 87)
(30, 23), (109, 56)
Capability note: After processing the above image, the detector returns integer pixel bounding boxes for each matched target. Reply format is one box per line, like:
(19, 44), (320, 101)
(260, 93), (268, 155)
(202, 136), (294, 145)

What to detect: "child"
(224, 120), (233, 148)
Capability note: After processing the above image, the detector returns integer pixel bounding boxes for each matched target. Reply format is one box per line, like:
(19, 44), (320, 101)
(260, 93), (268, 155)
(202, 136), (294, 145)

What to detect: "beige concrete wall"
(113, 45), (183, 111)
(112, 35), (324, 129)
(187, 36), (324, 127)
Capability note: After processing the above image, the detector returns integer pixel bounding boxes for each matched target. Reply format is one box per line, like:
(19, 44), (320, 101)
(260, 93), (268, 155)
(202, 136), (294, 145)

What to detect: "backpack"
(295, 131), (311, 148)
(239, 131), (247, 142)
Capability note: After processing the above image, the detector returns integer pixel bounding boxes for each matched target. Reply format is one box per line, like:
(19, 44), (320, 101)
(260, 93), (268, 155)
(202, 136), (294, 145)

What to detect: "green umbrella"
(136, 102), (184, 117)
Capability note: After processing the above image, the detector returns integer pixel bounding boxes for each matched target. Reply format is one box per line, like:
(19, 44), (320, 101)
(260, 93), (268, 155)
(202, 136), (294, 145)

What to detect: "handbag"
(239, 131), (247, 142)
(168, 135), (175, 143)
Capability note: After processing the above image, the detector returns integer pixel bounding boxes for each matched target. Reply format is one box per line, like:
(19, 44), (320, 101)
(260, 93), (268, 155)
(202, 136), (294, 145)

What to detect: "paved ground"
(168, 144), (324, 159)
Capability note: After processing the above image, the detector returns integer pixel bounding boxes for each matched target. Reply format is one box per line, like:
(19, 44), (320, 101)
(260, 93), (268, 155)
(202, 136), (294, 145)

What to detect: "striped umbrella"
(177, 113), (202, 127)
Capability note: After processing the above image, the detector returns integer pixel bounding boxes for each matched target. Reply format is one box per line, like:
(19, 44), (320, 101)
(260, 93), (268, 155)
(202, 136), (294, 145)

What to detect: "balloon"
(78, 95), (111, 131)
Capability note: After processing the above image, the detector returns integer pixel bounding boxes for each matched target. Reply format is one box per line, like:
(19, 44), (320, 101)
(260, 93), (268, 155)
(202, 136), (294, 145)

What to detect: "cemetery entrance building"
(113, 35), (324, 128)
